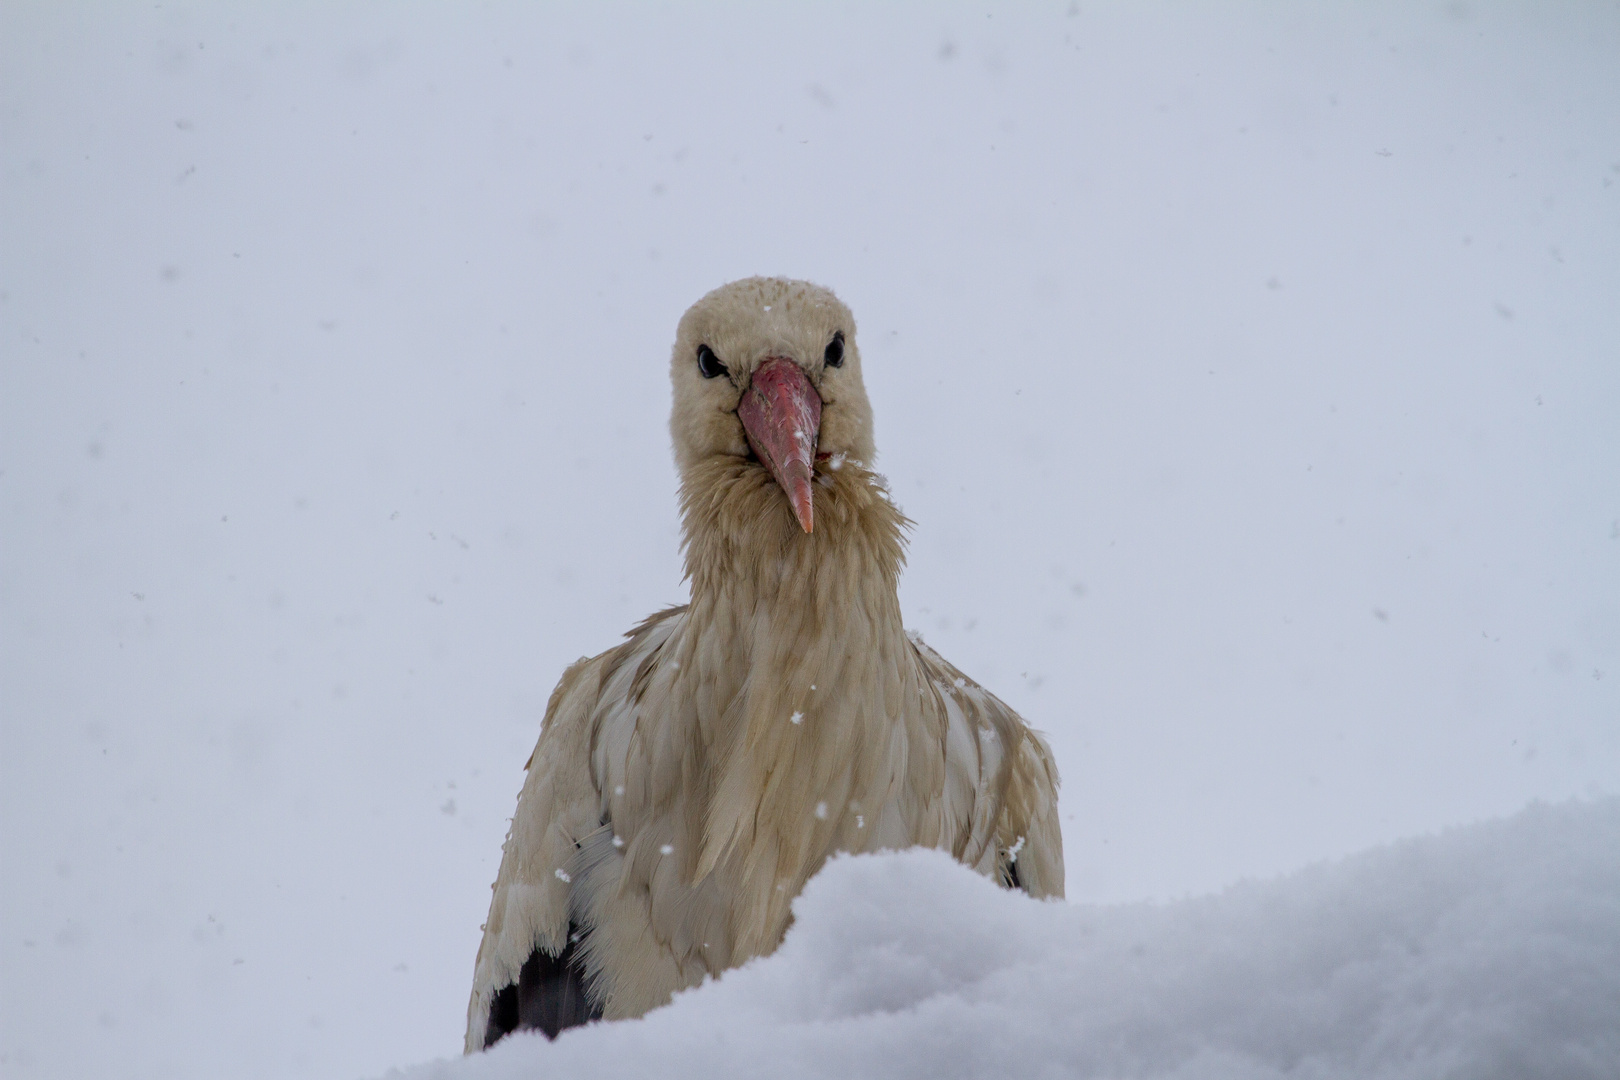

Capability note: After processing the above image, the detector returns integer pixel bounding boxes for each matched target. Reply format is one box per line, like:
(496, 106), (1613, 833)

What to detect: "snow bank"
(385, 799), (1613, 1075)
(386, 799), (1618, 1080)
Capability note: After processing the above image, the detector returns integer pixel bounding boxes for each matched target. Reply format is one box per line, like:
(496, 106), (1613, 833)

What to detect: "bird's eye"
(824, 331), (845, 368)
(696, 345), (727, 379)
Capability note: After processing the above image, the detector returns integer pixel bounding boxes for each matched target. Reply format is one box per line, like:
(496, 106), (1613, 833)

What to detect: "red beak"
(737, 357), (821, 533)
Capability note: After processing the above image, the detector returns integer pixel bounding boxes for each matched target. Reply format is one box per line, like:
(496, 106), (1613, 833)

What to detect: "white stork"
(466, 277), (1063, 1049)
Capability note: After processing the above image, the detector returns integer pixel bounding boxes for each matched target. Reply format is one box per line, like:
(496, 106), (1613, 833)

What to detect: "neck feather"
(670, 456), (916, 949)
(678, 455), (908, 627)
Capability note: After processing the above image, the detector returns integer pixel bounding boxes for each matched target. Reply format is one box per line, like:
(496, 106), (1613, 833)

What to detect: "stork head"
(670, 277), (876, 533)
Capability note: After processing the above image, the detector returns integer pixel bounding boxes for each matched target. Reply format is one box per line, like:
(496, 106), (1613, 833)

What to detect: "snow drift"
(387, 798), (1618, 1080)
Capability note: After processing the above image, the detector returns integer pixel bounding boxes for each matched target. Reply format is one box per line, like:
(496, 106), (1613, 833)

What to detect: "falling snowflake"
(814, 802), (829, 820)
(954, 677), (966, 688)
(856, 815), (865, 829)
(614, 785), (625, 796)
(790, 711), (804, 725)
(612, 836), (625, 848)
(1007, 836), (1026, 862)
(554, 868), (571, 883)
(660, 844), (674, 856)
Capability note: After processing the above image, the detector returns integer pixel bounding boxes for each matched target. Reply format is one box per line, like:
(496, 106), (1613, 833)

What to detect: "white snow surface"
(393, 799), (1619, 1080)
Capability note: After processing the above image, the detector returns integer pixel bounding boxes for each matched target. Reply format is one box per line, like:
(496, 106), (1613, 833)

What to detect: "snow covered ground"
(395, 798), (1620, 1080)
(3, 3), (1617, 1079)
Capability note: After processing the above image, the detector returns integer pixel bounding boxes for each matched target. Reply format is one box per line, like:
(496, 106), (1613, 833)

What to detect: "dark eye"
(824, 331), (845, 368)
(696, 344), (727, 379)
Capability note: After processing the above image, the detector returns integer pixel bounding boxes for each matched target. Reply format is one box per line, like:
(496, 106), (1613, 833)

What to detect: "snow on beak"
(737, 357), (822, 533)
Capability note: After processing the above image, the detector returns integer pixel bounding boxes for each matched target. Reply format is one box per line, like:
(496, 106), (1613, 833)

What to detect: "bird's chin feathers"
(678, 454), (909, 598)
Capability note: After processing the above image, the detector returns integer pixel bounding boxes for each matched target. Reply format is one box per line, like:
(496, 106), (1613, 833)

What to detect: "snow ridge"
(387, 799), (1620, 1080)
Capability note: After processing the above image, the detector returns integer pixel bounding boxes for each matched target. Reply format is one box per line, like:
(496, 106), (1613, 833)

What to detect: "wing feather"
(910, 635), (1065, 900)
(465, 609), (686, 1050)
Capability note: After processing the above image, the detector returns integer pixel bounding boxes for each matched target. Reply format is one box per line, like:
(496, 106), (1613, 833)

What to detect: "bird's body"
(466, 278), (1062, 1050)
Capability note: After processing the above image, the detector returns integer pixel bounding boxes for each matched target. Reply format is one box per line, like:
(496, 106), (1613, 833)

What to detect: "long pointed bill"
(737, 357), (822, 533)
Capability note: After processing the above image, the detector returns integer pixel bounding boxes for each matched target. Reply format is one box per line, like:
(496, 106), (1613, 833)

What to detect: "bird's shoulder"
(504, 605), (690, 884)
(523, 604), (689, 770)
(906, 630), (1029, 748)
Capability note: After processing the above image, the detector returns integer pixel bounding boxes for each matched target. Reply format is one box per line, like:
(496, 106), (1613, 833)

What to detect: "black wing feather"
(482, 922), (602, 1047)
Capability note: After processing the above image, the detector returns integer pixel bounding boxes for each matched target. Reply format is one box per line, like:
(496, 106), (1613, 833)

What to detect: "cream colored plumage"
(466, 277), (1063, 1050)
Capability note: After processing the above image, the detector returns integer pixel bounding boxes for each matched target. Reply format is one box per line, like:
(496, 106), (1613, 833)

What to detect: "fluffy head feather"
(669, 277), (876, 477)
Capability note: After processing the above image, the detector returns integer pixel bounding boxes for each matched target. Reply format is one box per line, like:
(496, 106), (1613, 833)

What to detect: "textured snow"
(388, 800), (1620, 1080)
